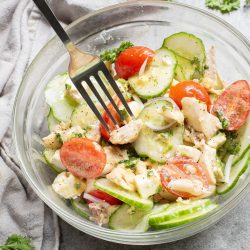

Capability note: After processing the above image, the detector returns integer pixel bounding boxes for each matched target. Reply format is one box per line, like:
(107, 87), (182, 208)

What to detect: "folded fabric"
(0, 0), (125, 249)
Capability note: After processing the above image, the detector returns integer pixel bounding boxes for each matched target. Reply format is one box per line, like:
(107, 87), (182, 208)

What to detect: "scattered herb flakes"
(119, 157), (139, 168)
(74, 183), (81, 190)
(55, 133), (63, 144)
(215, 110), (229, 129)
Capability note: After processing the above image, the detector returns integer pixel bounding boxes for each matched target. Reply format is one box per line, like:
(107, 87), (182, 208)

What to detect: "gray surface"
(59, 1), (250, 249)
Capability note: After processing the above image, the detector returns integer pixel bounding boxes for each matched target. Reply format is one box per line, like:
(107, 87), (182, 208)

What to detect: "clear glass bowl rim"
(13, 0), (250, 244)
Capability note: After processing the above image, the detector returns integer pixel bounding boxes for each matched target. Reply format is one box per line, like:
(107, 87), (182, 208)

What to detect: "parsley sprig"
(205, 0), (241, 13)
(100, 41), (134, 63)
(0, 234), (34, 250)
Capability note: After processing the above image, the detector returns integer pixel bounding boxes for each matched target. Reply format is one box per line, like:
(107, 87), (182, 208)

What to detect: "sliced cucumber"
(71, 103), (99, 129)
(163, 32), (206, 72)
(133, 125), (183, 163)
(71, 198), (90, 219)
(217, 147), (250, 194)
(233, 116), (250, 165)
(109, 204), (150, 232)
(94, 179), (153, 210)
(139, 98), (174, 128)
(128, 48), (176, 99)
(217, 116), (250, 194)
(109, 203), (169, 232)
(175, 55), (197, 80)
(47, 109), (59, 131)
(149, 199), (213, 225)
(151, 203), (218, 229)
(45, 73), (75, 122)
(43, 149), (65, 173)
(174, 64), (185, 82)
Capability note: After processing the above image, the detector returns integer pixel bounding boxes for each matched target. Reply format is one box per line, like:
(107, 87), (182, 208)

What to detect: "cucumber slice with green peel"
(108, 203), (170, 232)
(108, 204), (150, 232)
(163, 32), (206, 73)
(233, 116), (250, 165)
(217, 147), (250, 194)
(71, 198), (90, 219)
(151, 203), (218, 229)
(43, 149), (65, 173)
(139, 98), (174, 128)
(47, 109), (59, 131)
(175, 55), (197, 80)
(71, 103), (100, 129)
(133, 125), (184, 163)
(149, 199), (213, 225)
(45, 73), (75, 122)
(174, 64), (186, 82)
(94, 179), (153, 210)
(128, 48), (176, 99)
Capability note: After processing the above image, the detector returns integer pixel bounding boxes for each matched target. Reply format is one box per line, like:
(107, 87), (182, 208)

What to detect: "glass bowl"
(13, 1), (250, 245)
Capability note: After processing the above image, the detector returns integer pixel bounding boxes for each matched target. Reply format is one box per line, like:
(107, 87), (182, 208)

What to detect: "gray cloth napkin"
(0, 0), (125, 249)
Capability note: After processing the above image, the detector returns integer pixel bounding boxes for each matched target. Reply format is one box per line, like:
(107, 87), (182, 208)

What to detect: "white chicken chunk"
(198, 145), (218, 185)
(135, 160), (148, 175)
(109, 119), (143, 145)
(162, 108), (184, 125)
(176, 145), (201, 162)
(42, 133), (62, 150)
(106, 165), (136, 191)
(102, 146), (128, 176)
(52, 172), (86, 199)
(202, 46), (225, 93)
(89, 202), (118, 226)
(85, 179), (96, 193)
(181, 97), (222, 139)
(85, 122), (101, 142)
(128, 101), (144, 118)
(51, 150), (65, 170)
(135, 170), (161, 199)
(207, 132), (226, 149)
(183, 125), (206, 150)
(60, 126), (85, 142)
(168, 178), (205, 196)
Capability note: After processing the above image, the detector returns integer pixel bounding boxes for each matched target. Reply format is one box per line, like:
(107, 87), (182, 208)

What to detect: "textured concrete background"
(59, 1), (250, 249)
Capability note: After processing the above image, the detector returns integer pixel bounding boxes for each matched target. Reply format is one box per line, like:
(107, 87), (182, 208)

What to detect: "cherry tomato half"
(115, 46), (154, 79)
(160, 157), (210, 199)
(60, 138), (106, 179)
(86, 190), (122, 205)
(212, 80), (250, 130)
(169, 81), (211, 110)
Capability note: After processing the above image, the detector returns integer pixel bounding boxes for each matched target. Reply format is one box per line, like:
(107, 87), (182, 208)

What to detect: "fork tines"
(70, 60), (134, 132)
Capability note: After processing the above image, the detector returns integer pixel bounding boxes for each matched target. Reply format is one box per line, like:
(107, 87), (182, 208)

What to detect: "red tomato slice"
(86, 190), (122, 205)
(212, 80), (250, 130)
(160, 157), (209, 199)
(115, 46), (154, 79)
(100, 96), (122, 140)
(60, 138), (106, 179)
(169, 81), (211, 110)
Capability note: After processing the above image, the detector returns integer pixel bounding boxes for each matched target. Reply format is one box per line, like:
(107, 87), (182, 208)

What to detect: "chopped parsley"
(74, 183), (81, 190)
(55, 133), (63, 144)
(71, 132), (83, 139)
(119, 108), (129, 120)
(119, 157), (139, 168)
(205, 0), (240, 13)
(215, 110), (229, 129)
(147, 170), (154, 177)
(65, 83), (71, 90)
(0, 234), (34, 250)
(218, 131), (240, 156)
(100, 41), (134, 63)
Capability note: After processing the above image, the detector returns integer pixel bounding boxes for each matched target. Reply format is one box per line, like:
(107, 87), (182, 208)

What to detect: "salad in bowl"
(42, 32), (250, 232)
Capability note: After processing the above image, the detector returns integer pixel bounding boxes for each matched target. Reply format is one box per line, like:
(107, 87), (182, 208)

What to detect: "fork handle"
(33, 0), (71, 47)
